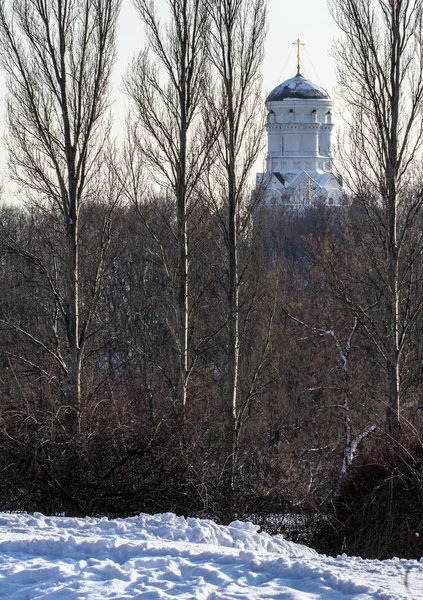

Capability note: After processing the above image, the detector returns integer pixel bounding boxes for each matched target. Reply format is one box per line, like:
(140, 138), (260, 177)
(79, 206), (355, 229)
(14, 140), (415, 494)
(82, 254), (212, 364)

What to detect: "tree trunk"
(127, 0), (210, 424)
(176, 27), (189, 417)
(0, 0), (120, 430)
(329, 0), (423, 431)
(206, 0), (266, 517)
(66, 214), (81, 425)
(224, 163), (240, 505)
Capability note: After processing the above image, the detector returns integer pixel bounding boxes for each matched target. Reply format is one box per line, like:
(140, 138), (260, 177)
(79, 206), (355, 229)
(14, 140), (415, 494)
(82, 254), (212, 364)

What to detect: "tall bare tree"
(125, 0), (212, 416)
(205, 0), (266, 506)
(0, 0), (121, 425)
(329, 0), (423, 432)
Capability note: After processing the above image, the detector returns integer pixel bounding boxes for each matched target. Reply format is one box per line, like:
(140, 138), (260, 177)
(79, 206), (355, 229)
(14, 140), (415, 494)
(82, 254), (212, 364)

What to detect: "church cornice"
(267, 124), (322, 131)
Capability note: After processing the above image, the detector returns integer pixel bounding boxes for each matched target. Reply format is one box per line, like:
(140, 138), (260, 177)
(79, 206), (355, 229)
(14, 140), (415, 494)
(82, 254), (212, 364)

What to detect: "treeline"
(1, 199), (423, 560)
(0, 0), (423, 560)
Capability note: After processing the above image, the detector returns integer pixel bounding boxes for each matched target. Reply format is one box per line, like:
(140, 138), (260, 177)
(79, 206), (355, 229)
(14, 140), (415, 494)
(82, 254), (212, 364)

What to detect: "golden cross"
(292, 39), (305, 75)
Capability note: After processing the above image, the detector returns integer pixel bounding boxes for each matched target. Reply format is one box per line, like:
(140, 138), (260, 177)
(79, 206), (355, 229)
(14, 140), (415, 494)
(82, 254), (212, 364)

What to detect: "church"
(256, 40), (344, 207)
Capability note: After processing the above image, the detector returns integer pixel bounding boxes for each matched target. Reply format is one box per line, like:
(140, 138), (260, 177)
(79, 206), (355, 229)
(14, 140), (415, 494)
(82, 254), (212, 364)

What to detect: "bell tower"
(257, 42), (343, 206)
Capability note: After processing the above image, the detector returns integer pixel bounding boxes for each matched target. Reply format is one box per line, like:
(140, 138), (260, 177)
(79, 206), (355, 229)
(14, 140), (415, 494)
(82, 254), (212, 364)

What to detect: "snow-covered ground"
(0, 512), (421, 599)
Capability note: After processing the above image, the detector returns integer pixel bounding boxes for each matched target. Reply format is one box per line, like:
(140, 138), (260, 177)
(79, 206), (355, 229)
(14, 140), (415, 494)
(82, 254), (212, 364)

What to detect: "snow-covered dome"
(267, 73), (329, 102)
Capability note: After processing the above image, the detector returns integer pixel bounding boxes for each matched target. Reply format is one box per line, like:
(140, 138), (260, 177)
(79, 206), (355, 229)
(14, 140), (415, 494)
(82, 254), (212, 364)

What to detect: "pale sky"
(0, 0), (339, 196)
(114, 0), (339, 97)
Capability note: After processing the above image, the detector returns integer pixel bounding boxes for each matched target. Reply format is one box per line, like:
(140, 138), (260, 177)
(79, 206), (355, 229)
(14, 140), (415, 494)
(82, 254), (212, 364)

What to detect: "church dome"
(266, 73), (330, 102)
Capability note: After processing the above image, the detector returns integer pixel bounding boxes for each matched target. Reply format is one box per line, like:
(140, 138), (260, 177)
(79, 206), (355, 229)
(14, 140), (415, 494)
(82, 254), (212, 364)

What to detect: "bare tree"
(205, 0), (266, 508)
(329, 0), (423, 432)
(0, 0), (121, 425)
(125, 0), (213, 419)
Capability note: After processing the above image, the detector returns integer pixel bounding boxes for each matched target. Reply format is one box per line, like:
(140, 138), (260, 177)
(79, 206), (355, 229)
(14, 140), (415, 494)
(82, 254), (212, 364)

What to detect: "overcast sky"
(0, 0), (339, 194)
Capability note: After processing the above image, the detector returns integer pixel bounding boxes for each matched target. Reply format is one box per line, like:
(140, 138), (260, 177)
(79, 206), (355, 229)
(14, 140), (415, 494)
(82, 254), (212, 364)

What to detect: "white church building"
(256, 41), (344, 207)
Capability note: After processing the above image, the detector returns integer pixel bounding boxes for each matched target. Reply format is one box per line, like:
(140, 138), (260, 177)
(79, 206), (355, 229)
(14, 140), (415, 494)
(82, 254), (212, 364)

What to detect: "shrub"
(316, 434), (423, 559)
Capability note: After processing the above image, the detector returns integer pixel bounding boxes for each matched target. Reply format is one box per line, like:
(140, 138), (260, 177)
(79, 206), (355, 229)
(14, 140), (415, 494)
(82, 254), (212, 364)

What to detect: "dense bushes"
(316, 434), (423, 559)
(1, 201), (423, 559)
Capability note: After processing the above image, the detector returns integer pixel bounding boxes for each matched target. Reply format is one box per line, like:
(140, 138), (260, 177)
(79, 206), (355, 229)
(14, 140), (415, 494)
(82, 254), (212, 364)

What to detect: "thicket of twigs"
(316, 433), (423, 560)
(1, 200), (423, 559)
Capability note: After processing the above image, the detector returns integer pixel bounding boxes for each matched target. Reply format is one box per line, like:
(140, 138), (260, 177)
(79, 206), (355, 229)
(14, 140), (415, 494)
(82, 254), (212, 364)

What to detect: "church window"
(267, 111), (275, 124)
(281, 136), (285, 155)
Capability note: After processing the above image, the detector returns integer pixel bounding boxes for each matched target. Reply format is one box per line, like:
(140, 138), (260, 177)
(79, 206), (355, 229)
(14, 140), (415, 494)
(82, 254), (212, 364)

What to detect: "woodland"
(0, 0), (423, 561)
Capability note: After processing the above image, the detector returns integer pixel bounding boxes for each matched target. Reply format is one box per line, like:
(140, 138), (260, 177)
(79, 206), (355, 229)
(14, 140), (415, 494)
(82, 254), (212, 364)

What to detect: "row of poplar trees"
(0, 0), (267, 517)
(0, 0), (423, 544)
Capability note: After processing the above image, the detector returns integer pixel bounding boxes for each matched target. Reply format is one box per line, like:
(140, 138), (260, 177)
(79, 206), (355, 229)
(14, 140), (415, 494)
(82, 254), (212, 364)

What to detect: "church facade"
(256, 45), (344, 207)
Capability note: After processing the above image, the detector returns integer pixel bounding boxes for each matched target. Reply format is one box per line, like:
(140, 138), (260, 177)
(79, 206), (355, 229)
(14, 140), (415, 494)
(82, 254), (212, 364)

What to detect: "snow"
(0, 512), (421, 599)
(266, 74), (329, 102)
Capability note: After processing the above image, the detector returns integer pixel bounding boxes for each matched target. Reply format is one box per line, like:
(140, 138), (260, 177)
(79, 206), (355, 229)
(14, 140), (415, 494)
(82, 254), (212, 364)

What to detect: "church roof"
(266, 73), (330, 102)
(273, 172), (285, 186)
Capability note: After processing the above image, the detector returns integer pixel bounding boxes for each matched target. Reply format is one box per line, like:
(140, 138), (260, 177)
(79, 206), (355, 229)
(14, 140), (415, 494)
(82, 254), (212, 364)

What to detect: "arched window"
(267, 110), (275, 124)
